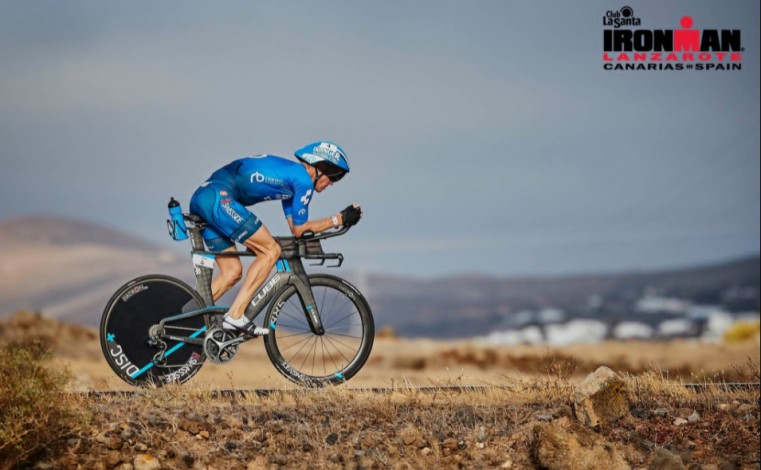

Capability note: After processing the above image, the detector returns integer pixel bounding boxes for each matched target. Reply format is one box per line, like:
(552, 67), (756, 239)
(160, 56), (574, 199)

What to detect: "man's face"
(314, 174), (334, 193)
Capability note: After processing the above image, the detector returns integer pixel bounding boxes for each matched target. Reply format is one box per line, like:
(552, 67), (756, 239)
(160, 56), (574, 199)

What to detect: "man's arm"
(287, 214), (342, 237)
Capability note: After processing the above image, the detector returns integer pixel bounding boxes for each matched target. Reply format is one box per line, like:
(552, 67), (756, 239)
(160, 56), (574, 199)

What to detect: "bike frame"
(156, 217), (349, 343)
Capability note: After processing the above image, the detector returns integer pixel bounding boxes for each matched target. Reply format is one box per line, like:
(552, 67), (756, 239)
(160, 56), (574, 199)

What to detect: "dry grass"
(2, 350), (758, 468)
(2, 312), (759, 468)
(0, 341), (88, 469)
(36, 367), (758, 469)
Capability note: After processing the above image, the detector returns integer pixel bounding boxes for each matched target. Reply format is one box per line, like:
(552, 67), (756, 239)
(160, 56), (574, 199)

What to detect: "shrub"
(0, 340), (77, 468)
(723, 320), (761, 344)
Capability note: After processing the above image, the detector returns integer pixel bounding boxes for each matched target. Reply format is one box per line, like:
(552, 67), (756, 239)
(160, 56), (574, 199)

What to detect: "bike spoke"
(275, 322), (310, 332)
(299, 337), (318, 372)
(324, 309), (358, 331)
(321, 334), (354, 364)
(323, 331), (363, 340)
(279, 333), (314, 354)
(324, 333), (362, 353)
(280, 308), (309, 326)
(321, 336), (344, 373)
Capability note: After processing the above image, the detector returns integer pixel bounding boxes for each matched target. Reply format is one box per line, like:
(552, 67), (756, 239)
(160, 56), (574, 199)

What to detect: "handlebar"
(298, 224), (352, 241)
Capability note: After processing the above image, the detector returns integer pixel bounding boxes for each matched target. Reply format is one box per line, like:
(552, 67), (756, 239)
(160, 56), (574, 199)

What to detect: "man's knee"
(263, 239), (281, 263)
(245, 227), (281, 264)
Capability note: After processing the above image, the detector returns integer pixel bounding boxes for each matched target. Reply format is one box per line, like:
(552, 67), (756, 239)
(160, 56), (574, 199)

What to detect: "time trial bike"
(99, 213), (374, 387)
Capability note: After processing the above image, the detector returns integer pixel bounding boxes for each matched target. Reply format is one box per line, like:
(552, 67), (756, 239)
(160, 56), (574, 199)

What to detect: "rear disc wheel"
(100, 275), (208, 387)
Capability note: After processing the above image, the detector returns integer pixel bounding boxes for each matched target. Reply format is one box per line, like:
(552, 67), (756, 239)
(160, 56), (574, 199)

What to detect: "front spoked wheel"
(263, 274), (374, 386)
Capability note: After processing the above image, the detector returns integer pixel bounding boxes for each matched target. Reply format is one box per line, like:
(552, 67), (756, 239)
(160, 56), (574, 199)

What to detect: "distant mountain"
(0, 216), (159, 251)
(0, 216), (188, 325)
(362, 256), (760, 338)
(1, 216), (758, 339)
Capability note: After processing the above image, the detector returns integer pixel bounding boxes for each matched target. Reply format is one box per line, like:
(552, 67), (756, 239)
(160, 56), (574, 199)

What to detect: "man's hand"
(339, 204), (363, 227)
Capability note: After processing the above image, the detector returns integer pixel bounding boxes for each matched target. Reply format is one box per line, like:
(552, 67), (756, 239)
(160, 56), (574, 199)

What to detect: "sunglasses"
(322, 169), (346, 183)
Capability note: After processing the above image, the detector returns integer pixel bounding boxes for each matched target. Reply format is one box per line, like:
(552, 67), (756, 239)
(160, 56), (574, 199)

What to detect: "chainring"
(203, 327), (242, 364)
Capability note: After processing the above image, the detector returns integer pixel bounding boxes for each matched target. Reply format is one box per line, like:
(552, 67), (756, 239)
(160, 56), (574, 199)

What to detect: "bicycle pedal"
(253, 326), (269, 336)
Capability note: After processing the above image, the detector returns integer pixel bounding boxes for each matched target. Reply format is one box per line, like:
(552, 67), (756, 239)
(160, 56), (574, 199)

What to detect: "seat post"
(189, 226), (205, 251)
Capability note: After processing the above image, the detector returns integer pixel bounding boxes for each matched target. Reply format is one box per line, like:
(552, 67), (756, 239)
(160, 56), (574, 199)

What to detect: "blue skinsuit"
(190, 155), (315, 250)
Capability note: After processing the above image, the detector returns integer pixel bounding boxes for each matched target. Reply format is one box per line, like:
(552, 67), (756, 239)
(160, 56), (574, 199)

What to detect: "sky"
(1, 1), (759, 278)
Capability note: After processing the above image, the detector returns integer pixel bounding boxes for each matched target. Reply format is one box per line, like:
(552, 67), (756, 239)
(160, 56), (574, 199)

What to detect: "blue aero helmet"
(294, 141), (350, 182)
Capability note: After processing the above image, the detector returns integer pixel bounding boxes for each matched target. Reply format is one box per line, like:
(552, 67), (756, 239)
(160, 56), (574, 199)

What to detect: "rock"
(532, 422), (628, 470)
(269, 454), (288, 466)
(133, 454), (160, 470)
(687, 411), (700, 423)
(536, 413), (554, 422)
(631, 408), (650, 419)
(178, 418), (205, 435)
(673, 418), (688, 426)
(95, 431), (123, 450)
(443, 438), (459, 450)
(654, 408), (670, 418)
(105, 451), (122, 467)
(650, 448), (686, 470)
(326, 433), (339, 445)
(421, 447), (432, 456)
(573, 366), (630, 428)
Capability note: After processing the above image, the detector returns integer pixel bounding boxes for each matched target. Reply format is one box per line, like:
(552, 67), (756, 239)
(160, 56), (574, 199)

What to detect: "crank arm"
(162, 335), (205, 346)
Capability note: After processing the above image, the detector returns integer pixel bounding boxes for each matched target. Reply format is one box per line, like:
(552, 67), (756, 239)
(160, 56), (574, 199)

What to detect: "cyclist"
(189, 141), (363, 333)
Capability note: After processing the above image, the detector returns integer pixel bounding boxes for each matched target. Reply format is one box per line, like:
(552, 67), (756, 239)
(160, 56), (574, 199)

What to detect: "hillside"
(366, 256), (760, 338)
(0, 216), (758, 339)
(0, 216), (188, 324)
(0, 216), (160, 251)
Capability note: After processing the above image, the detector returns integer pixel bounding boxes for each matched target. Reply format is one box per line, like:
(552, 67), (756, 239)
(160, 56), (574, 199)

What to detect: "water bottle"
(167, 197), (188, 241)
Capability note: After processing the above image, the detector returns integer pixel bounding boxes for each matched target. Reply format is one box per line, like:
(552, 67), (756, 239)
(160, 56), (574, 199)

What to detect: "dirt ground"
(2, 312), (760, 470)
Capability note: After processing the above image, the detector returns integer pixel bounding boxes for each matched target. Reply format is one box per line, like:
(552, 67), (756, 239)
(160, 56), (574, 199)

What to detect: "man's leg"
(226, 225), (281, 320)
(211, 247), (243, 302)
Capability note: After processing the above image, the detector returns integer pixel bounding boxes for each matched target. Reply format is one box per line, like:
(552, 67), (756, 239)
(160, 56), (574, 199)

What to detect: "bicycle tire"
(263, 274), (374, 386)
(100, 275), (208, 387)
